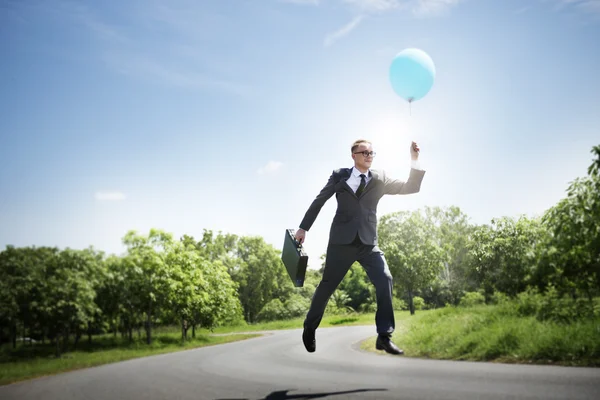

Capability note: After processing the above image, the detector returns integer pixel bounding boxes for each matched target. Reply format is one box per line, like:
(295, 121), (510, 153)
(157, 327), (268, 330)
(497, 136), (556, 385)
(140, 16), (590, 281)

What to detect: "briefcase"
(281, 228), (308, 287)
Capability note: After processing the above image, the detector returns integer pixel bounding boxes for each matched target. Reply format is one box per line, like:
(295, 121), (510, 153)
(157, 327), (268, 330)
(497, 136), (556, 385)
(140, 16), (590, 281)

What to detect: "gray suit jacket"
(299, 167), (426, 246)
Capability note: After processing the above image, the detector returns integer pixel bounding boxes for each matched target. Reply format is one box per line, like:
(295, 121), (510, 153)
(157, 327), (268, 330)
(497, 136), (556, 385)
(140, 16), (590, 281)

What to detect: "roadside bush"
(393, 297), (408, 311)
(516, 286), (599, 323)
(413, 296), (425, 310)
(256, 299), (287, 322)
(459, 291), (486, 307)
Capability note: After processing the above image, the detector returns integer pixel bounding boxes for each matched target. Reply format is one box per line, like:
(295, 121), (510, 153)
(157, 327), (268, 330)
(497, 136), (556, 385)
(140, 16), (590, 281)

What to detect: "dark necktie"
(356, 174), (366, 197)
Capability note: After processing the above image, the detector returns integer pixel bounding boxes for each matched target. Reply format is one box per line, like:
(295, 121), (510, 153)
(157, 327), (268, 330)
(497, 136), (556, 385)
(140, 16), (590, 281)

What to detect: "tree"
(122, 229), (175, 345)
(231, 236), (294, 322)
(338, 263), (372, 311)
(422, 206), (475, 306)
(466, 216), (544, 300)
(378, 210), (445, 314)
(538, 145), (600, 298)
(43, 248), (102, 356)
(0, 246), (56, 348)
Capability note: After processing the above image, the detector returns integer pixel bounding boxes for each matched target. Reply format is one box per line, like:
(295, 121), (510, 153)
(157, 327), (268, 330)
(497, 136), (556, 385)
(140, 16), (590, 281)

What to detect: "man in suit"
(295, 139), (425, 355)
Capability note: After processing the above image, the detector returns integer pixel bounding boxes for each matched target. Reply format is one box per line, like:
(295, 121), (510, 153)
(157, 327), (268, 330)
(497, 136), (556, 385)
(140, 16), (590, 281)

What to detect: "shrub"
(393, 297), (408, 311)
(490, 292), (510, 305)
(284, 294), (310, 319)
(516, 286), (599, 324)
(459, 292), (486, 307)
(359, 302), (377, 313)
(413, 296), (425, 310)
(256, 299), (286, 322)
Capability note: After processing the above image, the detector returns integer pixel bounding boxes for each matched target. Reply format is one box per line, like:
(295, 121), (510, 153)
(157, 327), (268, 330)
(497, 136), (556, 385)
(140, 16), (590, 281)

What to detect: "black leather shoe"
(376, 335), (404, 355)
(302, 328), (316, 353)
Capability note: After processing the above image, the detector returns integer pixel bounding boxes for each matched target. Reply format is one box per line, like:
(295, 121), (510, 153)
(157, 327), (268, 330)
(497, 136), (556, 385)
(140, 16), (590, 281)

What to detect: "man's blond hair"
(351, 139), (372, 153)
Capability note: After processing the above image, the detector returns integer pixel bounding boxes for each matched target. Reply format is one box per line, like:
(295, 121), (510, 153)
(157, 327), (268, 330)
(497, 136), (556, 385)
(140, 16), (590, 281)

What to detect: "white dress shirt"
(347, 160), (423, 193)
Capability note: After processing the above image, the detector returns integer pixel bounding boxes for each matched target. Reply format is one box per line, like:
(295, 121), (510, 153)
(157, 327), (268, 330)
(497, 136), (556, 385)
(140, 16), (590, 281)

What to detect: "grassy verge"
(0, 333), (259, 386)
(361, 305), (600, 366)
(198, 311), (389, 333)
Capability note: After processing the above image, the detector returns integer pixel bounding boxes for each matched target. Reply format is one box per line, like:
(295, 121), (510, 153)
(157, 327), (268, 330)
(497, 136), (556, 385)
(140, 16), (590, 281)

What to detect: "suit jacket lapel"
(361, 169), (379, 197)
(339, 168), (356, 197)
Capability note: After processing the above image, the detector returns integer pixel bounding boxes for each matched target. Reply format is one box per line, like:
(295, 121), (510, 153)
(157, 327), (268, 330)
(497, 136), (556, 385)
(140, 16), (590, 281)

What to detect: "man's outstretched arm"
(295, 171), (337, 244)
(384, 141), (426, 195)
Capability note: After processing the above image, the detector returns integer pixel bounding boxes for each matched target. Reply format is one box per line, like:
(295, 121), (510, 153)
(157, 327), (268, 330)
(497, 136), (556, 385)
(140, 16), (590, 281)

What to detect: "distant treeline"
(1, 145), (598, 357)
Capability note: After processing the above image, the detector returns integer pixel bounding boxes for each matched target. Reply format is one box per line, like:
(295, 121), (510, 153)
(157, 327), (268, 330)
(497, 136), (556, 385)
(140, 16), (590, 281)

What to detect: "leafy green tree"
(0, 246), (56, 348)
(538, 145), (600, 298)
(231, 236), (294, 322)
(122, 229), (175, 344)
(189, 257), (244, 335)
(423, 206), (475, 306)
(338, 263), (372, 311)
(466, 216), (545, 300)
(43, 248), (102, 356)
(378, 210), (445, 314)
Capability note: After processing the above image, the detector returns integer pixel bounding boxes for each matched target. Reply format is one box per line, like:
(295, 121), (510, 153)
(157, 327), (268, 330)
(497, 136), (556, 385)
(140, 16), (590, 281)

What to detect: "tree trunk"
(55, 335), (61, 358)
(192, 324), (196, 339)
(11, 323), (17, 349)
(88, 322), (93, 345)
(181, 318), (185, 342)
(62, 327), (69, 353)
(408, 288), (415, 315)
(145, 308), (152, 345)
(74, 329), (81, 350)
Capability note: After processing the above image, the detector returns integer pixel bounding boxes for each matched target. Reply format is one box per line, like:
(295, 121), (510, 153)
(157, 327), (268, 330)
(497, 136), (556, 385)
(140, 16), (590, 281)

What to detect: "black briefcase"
(281, 229), (308, 287)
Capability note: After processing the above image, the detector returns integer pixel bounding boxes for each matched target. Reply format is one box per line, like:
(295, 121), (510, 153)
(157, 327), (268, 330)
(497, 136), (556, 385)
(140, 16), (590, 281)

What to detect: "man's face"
(352, 143), (374, 170)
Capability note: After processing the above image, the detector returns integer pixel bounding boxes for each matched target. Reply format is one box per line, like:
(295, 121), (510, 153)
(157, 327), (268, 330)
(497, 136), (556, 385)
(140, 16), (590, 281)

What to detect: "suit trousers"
(304, 236), (395, 336)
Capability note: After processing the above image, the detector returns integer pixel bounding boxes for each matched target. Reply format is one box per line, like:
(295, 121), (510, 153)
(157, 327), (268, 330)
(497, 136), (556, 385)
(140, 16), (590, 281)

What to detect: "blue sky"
(1, 0), (599, 268)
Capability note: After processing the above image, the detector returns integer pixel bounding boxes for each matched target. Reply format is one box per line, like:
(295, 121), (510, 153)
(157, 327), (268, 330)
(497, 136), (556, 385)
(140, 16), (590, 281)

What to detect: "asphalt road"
(2, 325), (599, 400)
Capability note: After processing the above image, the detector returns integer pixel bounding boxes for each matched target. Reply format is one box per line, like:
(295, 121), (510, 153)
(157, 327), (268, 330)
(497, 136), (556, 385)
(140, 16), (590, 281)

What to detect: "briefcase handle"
(287, 228), (303, 249)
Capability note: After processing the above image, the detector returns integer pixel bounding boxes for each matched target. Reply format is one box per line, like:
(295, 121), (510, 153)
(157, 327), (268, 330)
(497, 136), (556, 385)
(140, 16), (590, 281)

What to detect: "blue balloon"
(389, 48), (436, 102)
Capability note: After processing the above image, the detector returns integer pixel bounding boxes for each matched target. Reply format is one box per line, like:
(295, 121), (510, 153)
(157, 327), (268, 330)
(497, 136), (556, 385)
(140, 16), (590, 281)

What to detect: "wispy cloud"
(514, 5), (533, 14)
(287, 0), (464, 47)
(551, 0), (600, 17)
(324, 15), (364, 47)
(285, 0), (463, 15)
(280, 0), (320, 5)
(31, 1), (251, 95)
(342, 0), (401, 12)
(102, 52), (252, 96)
(95, 191), (126, 201)
(411, 0), (464, 17)
(257, 161), (283, 175)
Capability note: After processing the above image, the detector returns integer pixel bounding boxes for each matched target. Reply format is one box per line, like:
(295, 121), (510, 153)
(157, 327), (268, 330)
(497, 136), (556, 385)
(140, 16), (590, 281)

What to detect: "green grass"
(361, 305), (600, 366)
(201, 311), (388, 333)
(0, 333), (259, 386)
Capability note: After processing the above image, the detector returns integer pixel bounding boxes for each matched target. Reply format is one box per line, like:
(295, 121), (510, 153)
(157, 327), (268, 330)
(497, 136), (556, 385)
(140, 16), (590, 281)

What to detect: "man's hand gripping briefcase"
(281, 229), (308, 287)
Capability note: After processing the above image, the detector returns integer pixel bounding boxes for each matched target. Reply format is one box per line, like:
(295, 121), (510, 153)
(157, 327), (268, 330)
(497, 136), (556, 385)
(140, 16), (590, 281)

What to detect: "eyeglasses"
(353, 151), (376, 157)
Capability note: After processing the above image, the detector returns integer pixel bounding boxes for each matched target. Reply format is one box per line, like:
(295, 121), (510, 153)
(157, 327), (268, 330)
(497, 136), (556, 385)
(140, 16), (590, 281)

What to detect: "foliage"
(459, 291), (486, 307)
(515, 286), (600, 324)
(378, 209), (445, 314)
(536, 145), (600, 298)
(364, 303), (600, 366)
(412, 296), (425, 310)
(466, 216), (545, 300)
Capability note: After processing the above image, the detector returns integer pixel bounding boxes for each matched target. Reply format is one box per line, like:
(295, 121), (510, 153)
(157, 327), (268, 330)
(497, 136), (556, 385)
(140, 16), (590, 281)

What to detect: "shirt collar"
(352, 167), (370, 178)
